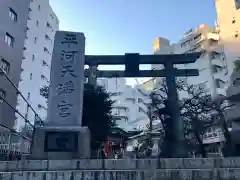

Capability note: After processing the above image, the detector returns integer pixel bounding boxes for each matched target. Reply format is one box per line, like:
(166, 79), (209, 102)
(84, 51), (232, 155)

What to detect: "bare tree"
(150, 78), (232, 157)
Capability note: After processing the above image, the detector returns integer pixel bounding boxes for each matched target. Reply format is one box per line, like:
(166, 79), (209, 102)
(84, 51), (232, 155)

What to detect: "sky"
(49, 0), (217, 85)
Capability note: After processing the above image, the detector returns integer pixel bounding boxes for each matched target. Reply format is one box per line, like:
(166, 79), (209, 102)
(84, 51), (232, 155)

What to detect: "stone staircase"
(0, 158), (240, 179)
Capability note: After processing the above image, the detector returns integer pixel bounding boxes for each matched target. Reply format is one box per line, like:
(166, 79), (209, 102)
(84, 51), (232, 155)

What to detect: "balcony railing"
(203, 131), (225, 144)
(224, 104), (240, 121)
(207, 33), (220, 41)
(226, 85), (240, 100)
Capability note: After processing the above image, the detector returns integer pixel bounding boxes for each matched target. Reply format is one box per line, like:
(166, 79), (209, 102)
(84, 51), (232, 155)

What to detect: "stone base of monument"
(30, 125), (90, 160)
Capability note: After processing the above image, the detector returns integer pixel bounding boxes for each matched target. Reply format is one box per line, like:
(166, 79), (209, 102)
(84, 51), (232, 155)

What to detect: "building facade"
(97, 78), (151, 131)
(0, 0), (30, 129)
(215, 0), (240, 79)
(225, 71), (240, 143)
(0, 0), (58, 131)
(15, 0), (59, 131)
(153, 24), (228, 97)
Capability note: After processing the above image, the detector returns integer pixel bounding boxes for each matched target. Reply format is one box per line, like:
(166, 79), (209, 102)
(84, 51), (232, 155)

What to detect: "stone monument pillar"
(31, 31), (90, 160)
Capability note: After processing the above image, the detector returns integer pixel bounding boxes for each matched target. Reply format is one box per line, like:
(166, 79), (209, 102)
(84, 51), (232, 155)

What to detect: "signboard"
(44, 131), (78, 152)
(47, 31), (85, 126)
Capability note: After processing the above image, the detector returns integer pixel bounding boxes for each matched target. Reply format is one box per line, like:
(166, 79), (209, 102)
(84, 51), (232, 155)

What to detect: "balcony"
(207, 33), (220, 41)
(211, 58), (225, 67)
(209, 45), (222, 54)
(227, 85), (240, 100)
(203, 131), (225, 144)
(226, 72), (240, 100)
(224, 105), (240, 121)
(112, 115), (128, 122)
(213, 70), (228, 82)
(194, 35), (205, 45)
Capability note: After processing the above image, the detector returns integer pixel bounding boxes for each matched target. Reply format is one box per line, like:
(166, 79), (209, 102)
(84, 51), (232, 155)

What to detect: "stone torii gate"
(84, 52), (201, 157)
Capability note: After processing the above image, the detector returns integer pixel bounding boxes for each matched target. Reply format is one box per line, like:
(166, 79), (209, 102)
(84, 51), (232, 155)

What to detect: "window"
(0, 89), (6, 104)
(25, 105), (29, 119)
(42, 60), (48, 67)
(45, 34), (50, 40)
(233, 78), (240, 86)
(34, 37), (37, 44)
(46, 22), (52, 29)
(215, 79), (225, 88)
(198, 82), (207, 90)
(44, 47), (50, 54)
(30, 73), (32, 80)
(138, 107), (147, 114)
(212, 65), (222, 73)
(41, 74), (49, 82)
(50, 14), (54, 19)
(235, 0), (240, 9)
(28, 8), (32, 19)
(210, 51), (221, 60)
(181, 40), (191, 48)
(0, 58), (10, 74)
(25, 26), (30, 33)
(27, 93), (30, 100)
(5, 33), (14, 47)
(125, 98), (135, 103)
(111, 92), (123, 96)
(235, 31), (239, 38)
(38, 104), (47, 110)
(32, 54), (35, 61)
(193, 33), (202, 41)
(191, 44), (201, 52)
(36, 20), (39, 27)
(9, 8), (17, 22)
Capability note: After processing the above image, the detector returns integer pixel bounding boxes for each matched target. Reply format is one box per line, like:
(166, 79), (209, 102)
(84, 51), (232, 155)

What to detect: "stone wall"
(0, 158), (240, 179)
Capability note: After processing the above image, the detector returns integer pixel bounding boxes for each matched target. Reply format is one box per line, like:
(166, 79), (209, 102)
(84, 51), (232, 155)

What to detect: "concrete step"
(0, 169), (240, 180)
(1, 158), (240, 171)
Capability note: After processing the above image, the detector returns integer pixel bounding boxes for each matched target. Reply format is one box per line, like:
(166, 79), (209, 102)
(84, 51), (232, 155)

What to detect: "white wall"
(15, 0), (59, 131)
(216, 0), (240, 79)
(153, 25), (228, 98)
(97, 78), (150, 131)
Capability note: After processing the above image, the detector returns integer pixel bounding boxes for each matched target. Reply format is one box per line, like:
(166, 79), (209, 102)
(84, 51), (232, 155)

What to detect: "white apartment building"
(153, 24), (228, 97)
(15, 0), (59, 131)
(215, 0), (240, 79)
(97, 78), (151, 131)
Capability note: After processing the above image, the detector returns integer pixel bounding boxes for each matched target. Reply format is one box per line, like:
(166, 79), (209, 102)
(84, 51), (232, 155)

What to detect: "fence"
(0, 131), (31, 161)
(0, 69), (44, 160)
(0, 158), (239, 179)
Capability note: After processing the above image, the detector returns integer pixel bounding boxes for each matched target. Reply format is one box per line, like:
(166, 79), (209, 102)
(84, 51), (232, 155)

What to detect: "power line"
(0, 96), (34, 129)
(0, 69), (44, 125)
